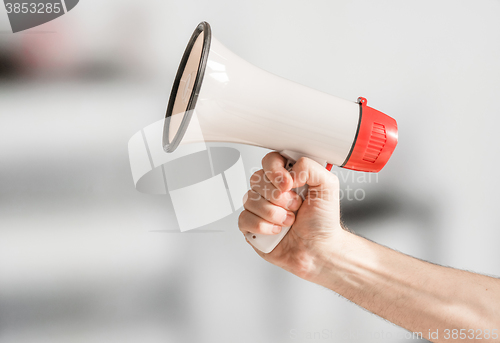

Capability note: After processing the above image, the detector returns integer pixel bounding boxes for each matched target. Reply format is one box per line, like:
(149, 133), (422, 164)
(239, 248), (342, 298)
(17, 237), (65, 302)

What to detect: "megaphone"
(163, 22), (398, 253)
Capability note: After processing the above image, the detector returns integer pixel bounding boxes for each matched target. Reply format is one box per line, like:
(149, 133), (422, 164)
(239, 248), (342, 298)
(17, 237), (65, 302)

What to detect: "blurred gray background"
(1, 0), (500, 342)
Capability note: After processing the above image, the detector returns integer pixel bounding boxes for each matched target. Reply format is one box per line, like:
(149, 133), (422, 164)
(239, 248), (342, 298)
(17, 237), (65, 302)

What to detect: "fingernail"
(272, 225), (282, 234)
(287, 196), (299, 210)
(283, 213), (294, 225)
(278, 174), (289, 190)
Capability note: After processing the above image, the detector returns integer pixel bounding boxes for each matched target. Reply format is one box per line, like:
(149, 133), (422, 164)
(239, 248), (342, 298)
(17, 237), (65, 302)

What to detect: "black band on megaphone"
(163, 21), (212, 153)
(340, 102), (363, 167)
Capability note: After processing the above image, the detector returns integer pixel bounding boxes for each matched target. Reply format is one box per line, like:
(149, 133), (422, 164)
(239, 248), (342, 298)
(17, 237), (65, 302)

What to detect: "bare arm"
(311, 230), (500, 340)
(239, 152), (500, 342)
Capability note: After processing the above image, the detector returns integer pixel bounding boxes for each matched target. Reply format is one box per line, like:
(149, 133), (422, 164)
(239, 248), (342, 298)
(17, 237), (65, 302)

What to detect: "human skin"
(238, 152), (500, 342)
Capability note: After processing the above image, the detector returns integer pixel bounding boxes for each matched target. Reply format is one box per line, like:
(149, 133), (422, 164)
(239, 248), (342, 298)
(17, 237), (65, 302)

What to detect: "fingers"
(239, 209), (284, 235)
(249, 171), (302, 212)
(244, 190), (295, 227)
(290, 157), (339, 190)
(260, 150), (338, 193)
(241, 152), (302, 237)
(261, 152), (293, 192)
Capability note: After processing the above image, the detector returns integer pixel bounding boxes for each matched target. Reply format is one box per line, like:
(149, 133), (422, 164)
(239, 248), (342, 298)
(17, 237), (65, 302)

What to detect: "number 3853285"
(5, 3), (62, 14)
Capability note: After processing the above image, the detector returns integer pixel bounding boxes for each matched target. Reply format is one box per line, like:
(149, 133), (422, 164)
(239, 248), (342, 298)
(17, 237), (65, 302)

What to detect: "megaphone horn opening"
(163, 21), (212, 153)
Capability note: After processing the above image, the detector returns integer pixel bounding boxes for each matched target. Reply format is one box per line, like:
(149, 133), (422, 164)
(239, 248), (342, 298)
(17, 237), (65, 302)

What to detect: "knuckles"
(237, 211), (246, 231)
(292, 157), (340, 190)
(243, 190), (284, 224)
(291, 157), (309, 184)
(243, 190), (261, 209)
(249, 169), (264, 188)
(295, 157), (309, 169)
(242, 190), (250, 206)
(242, 190), (253, 208)
(261, 152), (280, 168)
(264, 205), (280, 222)
(294, 156), (307, 166)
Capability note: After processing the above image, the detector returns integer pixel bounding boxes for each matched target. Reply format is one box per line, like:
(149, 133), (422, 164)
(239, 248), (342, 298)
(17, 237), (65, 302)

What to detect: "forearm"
(307, 230), (500, 341)
(241, 152), (500, 340)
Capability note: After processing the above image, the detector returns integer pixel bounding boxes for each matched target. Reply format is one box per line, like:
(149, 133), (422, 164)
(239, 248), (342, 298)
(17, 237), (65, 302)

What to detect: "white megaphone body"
(163, 22), (398, 253)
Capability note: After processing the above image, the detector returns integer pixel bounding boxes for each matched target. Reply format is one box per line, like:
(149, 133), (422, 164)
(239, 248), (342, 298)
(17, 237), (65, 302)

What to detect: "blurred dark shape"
(341, 192), (403, 226)
(0, 50), (22, 79)
(0, 267), (191, 337)
(340, 191), (435, 228)
(340, 189), (442, 266)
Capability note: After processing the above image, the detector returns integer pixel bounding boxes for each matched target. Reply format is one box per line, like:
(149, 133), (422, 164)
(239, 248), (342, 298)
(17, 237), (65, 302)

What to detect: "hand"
(239, 151), (347, 281)
(240, 153), (500, 336)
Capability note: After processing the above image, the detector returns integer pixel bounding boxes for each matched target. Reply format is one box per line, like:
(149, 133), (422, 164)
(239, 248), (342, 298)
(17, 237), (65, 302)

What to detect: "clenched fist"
(239, 151), (347, 280)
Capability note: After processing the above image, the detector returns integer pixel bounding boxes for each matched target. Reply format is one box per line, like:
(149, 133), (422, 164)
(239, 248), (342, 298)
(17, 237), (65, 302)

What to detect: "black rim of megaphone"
(163, 21), (212, 153)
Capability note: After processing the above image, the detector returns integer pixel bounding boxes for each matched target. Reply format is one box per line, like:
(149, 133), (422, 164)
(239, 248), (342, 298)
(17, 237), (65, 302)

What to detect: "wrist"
(297, 227), (354, 285)
(302, 228), (379, 298)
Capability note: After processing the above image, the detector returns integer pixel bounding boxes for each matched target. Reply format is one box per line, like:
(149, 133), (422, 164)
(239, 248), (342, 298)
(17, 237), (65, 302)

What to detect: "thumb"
(289, 157), (340, 204)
